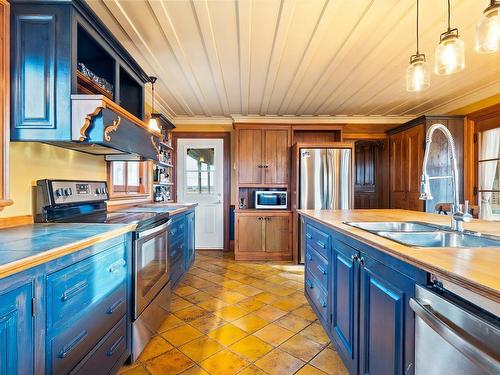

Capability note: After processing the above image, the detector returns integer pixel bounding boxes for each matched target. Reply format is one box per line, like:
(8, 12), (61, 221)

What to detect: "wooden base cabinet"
(302, 216), (427, 375)
(235, 211), (291, 260)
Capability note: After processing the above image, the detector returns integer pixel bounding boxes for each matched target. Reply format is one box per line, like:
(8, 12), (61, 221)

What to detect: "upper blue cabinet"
(10, 0), (149, 142)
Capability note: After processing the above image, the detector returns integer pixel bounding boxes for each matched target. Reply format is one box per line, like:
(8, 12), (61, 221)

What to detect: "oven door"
(134, 220), (170, 319)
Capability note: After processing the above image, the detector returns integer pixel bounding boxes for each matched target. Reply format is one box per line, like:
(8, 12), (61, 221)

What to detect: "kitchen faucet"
(419, 123), (472, 232)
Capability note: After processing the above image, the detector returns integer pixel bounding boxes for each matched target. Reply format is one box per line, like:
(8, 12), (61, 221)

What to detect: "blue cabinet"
(0, 280), (34, 374)
(168, 210), (196, 288)
(185, 211), (195, 270)
(302, 217), (426, 375)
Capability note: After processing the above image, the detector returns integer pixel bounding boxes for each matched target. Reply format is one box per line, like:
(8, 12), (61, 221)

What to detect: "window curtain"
(478, 128), (500, 220)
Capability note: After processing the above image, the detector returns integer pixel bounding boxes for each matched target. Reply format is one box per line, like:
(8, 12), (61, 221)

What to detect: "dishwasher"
(410, 283), (500, 375)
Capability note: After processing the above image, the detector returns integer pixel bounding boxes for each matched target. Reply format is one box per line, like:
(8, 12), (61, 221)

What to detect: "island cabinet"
(302, 216), (427, 375)
(168, 209), (196, 287)
(235, 211), (292, 261)
(0, 232), (132, 375)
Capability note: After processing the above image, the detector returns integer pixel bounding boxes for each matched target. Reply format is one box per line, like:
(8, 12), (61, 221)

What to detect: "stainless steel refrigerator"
(299, 147), (352, 262)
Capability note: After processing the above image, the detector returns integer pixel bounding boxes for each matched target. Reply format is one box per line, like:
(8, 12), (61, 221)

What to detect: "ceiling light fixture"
(435, 0), (465, 75)
(148, 76), (160, 132)
(476, 0), (500, 53)
(407, 0), (430, 92)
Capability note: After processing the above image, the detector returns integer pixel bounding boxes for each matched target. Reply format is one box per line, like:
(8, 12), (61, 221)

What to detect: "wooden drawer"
(73, 316), (127, 375)
(50, 285), (126, 375)
(305, 223), (330, 257)
(305, 246), (328, 292)
(47, 243), (127, 329)
(305, 272), (328, 321)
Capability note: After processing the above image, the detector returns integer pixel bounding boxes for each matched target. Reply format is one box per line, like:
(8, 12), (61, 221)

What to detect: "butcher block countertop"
(0, 223), (136, 280)
(298, 209), (500, 302)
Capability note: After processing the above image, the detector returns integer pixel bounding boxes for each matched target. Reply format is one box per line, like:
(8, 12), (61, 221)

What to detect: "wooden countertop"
(145, 202), (198, 216)
(298, 209), (500, 302)
(0, 223), (136, 280)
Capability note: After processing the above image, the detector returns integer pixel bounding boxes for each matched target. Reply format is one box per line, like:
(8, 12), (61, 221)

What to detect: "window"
(185, 148), (215, 194)
(107, 161), (151, 198)
(476, 127), (500, 220)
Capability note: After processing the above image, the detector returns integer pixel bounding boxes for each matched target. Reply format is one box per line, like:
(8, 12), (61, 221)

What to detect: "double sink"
(344, 221), (500, 248)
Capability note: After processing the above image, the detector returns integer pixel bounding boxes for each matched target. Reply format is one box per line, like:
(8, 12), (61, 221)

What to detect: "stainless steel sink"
(377, 231), (500, 248)
(345, 221), (439, 232)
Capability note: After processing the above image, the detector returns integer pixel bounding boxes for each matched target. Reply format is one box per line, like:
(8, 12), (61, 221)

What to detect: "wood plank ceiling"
(86, 0), (500, 121)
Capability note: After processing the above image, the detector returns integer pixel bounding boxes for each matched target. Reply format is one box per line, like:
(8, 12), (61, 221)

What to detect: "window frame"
(107, 160), (152, 200)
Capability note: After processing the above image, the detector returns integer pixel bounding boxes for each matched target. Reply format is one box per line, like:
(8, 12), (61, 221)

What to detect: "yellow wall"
(173, 123), (236, 204)
(0, 142), (106, 218)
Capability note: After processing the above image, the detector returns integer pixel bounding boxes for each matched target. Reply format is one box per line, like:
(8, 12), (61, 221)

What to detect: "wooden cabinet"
(235, 211), (291, 260)
(389, 116), (465, 212)
(236, 126), (290, 186)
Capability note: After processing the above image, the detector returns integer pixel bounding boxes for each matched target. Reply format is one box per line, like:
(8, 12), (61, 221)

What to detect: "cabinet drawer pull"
(318, 265), (327, 275)
(108, 259), (126, 273)
(317, 241), (326, 249)
(359, 257), (366, 268)
(320, 299), (327, 308)
(58, 330), (88, 358)
(305, 233), (312, 239)
(61, 281), (88, 302)
(106, 335), (125, 357)
(306, 279), (314, 289)
(107, 298), (125, 315)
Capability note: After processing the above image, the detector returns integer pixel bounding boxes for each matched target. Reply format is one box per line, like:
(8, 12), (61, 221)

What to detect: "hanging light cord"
(152, 82), (155, 112)
(447, 0), (451, 31)
(416, 0), (420, 54)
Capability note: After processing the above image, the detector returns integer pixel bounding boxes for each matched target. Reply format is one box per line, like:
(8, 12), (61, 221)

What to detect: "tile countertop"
(298, 209), (500, 303)
(0, 223), (136, 280)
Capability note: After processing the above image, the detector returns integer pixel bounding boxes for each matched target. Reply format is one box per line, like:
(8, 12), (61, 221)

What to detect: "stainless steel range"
(35, 179), (172, 361)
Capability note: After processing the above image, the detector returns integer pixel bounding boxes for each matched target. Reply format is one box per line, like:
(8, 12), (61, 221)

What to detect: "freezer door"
(299, 148), (351, 209)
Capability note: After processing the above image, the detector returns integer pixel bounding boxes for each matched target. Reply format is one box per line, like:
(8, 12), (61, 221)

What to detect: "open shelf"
(77, 71), (113, 99)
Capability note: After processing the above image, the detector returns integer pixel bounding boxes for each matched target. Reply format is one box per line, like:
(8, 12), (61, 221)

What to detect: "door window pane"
(185, 148), (215, 194)
(112, 162), (126, 186)
(127, 162), (140, 187)
(477, 127), (500, 220)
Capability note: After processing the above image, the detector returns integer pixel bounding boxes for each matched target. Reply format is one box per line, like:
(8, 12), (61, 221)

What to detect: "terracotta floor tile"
(292, 305), (318, 321)
(197, 297), (229, 312)
(189, 314), (226, 334)
(175, 285), (199, 297)
(175, 305), (211, 322)
(180, 365), (210, 375)
(161, 324), (203, 347)
(183, 291), (213, 304)
(170, 298), (195, 313)
(270, 297), (305, 312)
(275, 313), (312, 333)
(118, 363), (147, 374)
(236, 284), (262, 297)
(199, 349), (249, 375)
(309, 347), (349, 375)
(138, 335), (174, 362)
(237, 364), (269, 375)
(178, 337), (225, 362)
(253, 323), (295, 346)
(237, 297), (266, 312)
(213, 305), (249, 321)
(253, 292), (279, 304)
(254, 349), (305, 375)
(218, 290), (248, 304)
(186, 276), (218, 290)
(229, 335), (273, 361)
(253, 305), (288, 322)
(220, 280), (244, 289)
(299, 323), (330, 346)
(295, 364), (328, 375)
(279, 334), (324, 361)
(232, 314), (269, 333)
(207, 323), (248, 346)
(144, 348), (194, 375)
(157, 314), (185, 333)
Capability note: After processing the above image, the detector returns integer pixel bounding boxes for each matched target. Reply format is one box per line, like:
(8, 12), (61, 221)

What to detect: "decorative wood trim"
(232, 115), (414, 124)
(0, 0), (10, 210)
(103, 116), (122, 142)
(172, 131), (231, 252)
(0, 215), (33, 229)
(79, 106), (104, 141)
(343, 132), (388, 140)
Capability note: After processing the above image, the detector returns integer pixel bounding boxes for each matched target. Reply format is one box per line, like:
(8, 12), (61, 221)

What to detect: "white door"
(177, 139), (224, 249)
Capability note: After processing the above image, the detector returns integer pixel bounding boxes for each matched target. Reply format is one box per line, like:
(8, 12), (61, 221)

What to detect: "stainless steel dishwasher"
(410, 284), (500, 375)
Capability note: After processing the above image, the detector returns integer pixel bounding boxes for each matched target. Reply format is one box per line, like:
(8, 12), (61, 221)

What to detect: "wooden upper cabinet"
(264, 129), (289, 184)
(264, 214), (290, 253)
(236, 126), (290, 186)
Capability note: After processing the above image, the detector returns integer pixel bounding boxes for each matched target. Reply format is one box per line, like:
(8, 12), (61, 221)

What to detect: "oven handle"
(409, 297), (500, 374)
(137, 220), (171, 239)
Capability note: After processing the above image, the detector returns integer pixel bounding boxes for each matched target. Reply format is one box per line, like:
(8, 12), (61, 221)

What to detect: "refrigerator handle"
(322, 152), (328, 209)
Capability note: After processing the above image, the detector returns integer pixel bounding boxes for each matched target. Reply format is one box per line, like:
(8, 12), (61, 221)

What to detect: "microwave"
(255, 191), (287, 209)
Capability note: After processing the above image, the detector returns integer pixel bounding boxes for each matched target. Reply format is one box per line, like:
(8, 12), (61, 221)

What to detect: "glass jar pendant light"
(435, 0), (465, 75)
(407, 0), (430, 92)
(148, 76), (160, 132)
(476, 0), (500, 53)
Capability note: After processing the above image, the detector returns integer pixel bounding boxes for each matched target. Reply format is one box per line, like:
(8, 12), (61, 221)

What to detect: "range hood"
(48, 95), (163, 161)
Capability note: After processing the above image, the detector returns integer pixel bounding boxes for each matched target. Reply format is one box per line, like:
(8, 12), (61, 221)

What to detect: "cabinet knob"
(351, 254), (359, 263)
(359, 257), (366, 267)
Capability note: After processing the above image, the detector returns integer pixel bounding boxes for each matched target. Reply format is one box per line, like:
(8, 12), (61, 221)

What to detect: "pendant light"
(406, 0), (430, 92)
(148, 76), (160, 132)
(435, 0), (465, 75)
(476, 0), (500, 53)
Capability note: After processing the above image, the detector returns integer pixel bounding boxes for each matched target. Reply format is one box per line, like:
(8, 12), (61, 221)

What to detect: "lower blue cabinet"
(169, 210), (196, 288)
(0, 280), (34, 375)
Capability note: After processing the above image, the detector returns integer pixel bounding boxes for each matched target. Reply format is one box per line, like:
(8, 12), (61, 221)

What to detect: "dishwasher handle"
(410, 297), (500, 374)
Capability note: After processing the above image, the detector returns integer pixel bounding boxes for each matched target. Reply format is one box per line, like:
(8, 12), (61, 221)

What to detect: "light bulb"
(435, 32), (465, 75)
(407, 54), (430, 92)
(476, 4), (500, 53)
(149, 117), (160, 132)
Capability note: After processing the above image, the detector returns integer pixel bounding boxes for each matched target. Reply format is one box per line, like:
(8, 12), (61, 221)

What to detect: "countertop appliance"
(410, 284), (500, 375)
(35, 179), (173, 361)
(299, 147), (352, 262)
(255, 191), (287, 209)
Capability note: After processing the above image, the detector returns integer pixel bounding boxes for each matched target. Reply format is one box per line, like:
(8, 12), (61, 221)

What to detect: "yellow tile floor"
(120, 251), (348, 375)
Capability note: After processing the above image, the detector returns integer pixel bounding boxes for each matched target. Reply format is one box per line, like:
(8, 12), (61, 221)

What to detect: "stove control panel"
(37, 180), (109, 206)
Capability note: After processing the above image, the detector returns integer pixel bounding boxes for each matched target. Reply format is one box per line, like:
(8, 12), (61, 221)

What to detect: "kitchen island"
(299, 209), (500, 375)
